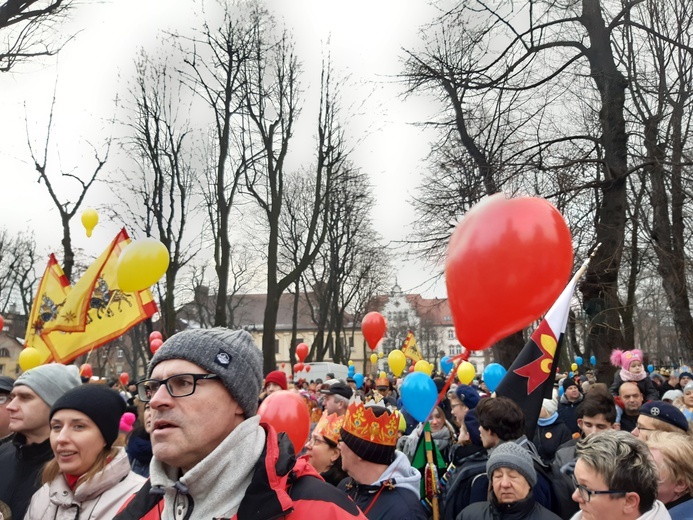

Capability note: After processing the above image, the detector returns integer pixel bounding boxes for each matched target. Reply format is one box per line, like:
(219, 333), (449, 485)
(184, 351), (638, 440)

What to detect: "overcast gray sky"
(0, 0), (448, 298)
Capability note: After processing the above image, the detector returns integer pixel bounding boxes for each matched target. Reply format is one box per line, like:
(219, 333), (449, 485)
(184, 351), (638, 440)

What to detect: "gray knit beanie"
(148, 328), (263, 418)
(14, 364), (82, 407)
(487, 441), (537, 488)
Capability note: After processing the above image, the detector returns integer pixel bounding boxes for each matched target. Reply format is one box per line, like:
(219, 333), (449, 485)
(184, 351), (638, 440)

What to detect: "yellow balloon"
(348, 360), (354, 366)
(571, 362), (578, 371)
(116, 238), (170, 292)
(379, 371), (387, 379)
(415, 359), (432, 376)
(370, 353), (378, 365)
(19, 347), (42, 371)
(388, 350), (406, 377)
(378, 351), (384, 359)
(457, 361), (476, 385)
(81, 208), (99, 238)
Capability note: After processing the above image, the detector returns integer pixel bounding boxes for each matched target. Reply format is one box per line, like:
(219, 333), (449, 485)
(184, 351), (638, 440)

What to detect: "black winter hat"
(51, 384), (126, 448)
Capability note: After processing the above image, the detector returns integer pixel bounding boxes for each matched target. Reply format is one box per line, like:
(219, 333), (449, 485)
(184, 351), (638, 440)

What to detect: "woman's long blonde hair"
(42, 446), (119, 487)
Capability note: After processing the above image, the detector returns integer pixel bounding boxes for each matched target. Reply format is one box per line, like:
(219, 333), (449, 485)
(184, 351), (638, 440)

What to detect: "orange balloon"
(361, 312), (387, 351)
(446, 194), (572, 350)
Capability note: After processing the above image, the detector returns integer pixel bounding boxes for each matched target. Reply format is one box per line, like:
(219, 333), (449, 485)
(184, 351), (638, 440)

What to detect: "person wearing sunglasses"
(115, 328), (367, 520)
(571, 430), (669, 520)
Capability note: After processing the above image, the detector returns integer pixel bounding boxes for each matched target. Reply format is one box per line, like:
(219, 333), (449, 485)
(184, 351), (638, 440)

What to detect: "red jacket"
(114, 422), (367, 520)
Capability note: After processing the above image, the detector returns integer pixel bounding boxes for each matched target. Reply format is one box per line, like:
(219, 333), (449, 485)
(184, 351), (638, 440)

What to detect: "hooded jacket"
(0, 433), (54, 520)
(338, 451), (428, 520)
(114, 420), (366, 520)
(24, 448), (145, 520)
(557, 393), (584, 434)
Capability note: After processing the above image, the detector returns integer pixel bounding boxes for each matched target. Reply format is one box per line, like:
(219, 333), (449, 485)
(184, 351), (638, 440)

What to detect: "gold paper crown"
(375, 377), (390, 387)
(341, 398), (398, 447)
(314, 412), (344, 445)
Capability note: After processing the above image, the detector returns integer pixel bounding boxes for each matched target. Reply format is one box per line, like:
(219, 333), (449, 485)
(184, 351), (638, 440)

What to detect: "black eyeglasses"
(572, 475), (626, 502)
(136, 373), (220, 402)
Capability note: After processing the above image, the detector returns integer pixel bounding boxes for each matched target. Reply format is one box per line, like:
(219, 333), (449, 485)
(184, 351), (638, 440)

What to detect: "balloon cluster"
(149, 331), (163, 354)
(294, 343), (309, 373)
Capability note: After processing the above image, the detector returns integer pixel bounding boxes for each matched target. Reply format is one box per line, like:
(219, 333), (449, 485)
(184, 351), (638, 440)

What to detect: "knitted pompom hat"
(610, 349), (643, 371)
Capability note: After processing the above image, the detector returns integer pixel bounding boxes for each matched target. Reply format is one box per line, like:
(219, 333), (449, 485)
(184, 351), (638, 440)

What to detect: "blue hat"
(679, 372), (693, 381)
(464, 409), (482, 446)
(456, 384), (480, 409)
(639, 401), (689, 432)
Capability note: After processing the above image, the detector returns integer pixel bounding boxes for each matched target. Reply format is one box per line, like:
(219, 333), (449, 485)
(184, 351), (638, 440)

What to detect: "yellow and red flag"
(23, 253), (71, 364)
(41, 228), (158, 363)
(401, 331), (423, 362)
(495, 261), (588, 439)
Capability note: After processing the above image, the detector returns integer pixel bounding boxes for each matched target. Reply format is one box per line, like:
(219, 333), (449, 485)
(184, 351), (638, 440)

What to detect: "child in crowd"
(609, 348), (659, 401)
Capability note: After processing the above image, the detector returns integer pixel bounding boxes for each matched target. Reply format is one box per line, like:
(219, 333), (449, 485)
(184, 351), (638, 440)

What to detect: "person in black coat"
(532, 399), (573, 464)
(456, 442), (561, 520)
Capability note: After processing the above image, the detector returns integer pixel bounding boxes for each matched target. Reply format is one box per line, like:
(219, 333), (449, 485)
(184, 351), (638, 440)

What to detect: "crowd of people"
(0, 332), (692, 520)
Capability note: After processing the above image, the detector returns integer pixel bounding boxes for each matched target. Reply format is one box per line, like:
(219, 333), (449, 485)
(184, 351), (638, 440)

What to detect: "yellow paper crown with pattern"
(341, 397), (398, 447)
(314, 411), (344, 445)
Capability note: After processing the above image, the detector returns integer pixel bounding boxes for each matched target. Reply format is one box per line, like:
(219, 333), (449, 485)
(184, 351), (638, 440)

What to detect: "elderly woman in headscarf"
(456, 442), (561, 520)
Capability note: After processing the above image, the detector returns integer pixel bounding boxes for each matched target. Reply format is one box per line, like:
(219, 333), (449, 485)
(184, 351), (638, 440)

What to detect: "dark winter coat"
(532, 417), (573, 463)
(609, 372), (660, 402)
(0, 434), (54, 520)
(557, 394), (584, 434)
(457, 491), (561, 520)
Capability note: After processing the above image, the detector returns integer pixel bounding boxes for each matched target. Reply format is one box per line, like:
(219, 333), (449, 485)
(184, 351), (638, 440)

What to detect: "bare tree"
(119, 51), (199, 339)
(27, 91), (109, 281)
(0, 228), (37, 315)
(0, 0), (73, 72)
(178, 4), (260, 328)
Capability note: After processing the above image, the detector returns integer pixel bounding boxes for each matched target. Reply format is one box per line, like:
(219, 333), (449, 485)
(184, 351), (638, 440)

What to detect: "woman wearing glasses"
(24, 385), (146, 520)
(571, 430), (669, 520)
(456, 441), (561, 519)
(303, 412), (347, 486)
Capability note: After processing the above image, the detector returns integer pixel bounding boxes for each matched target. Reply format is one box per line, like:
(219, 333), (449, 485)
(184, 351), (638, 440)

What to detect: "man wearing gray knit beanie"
(116, 328), (368, 520)
(0, 363), (81, 520)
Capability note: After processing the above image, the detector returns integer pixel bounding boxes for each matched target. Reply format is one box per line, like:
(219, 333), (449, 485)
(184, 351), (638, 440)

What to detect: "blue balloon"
(590, 355), (596, 365)
(440, 356), (453, 375)
(647, 364), (654, 373)
(482, 363), (507, 393)
(401, 372), (437, 422)
(354, 373), (364, 389)
(569, 371), (574, 378)
(348, 365), (355, 376)
(558, 386), (564, 397)
(575, 356), (583, 366)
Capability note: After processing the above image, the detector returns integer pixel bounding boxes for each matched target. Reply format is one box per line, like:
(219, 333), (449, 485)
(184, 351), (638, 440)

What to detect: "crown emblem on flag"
(341, 398), (398, 446)
(314, 412), (345, 444)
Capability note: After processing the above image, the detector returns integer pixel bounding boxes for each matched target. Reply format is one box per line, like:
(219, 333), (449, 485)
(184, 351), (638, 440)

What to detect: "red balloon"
(80, 363), (93, 378)
(408, 365), (415, 373)
(361, 312), (387, 351)
(119, 372), (130, 386)
(446, 194), (573, 351)
(295, 342), (309, 362)
(149, 331), (163, 342)
(305, 365), (311, 373)
(281, 362), (286, 368)
(294, 362), (304, 373)
(150, 338), (163, 354)
(0, 314), (4, 331)
(258, 390), (310, 455)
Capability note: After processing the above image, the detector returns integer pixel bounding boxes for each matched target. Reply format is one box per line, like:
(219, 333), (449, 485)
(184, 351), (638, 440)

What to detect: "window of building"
(275, 339), (279, 354)
(0, 348), (9, 357)
(117, 349), (124, 359)
(447, 329), (455, 340)
(0, 364), (4, 374)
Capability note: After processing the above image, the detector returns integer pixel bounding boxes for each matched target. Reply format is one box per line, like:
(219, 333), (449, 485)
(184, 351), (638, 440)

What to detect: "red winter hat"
(264, 370), (287, 391)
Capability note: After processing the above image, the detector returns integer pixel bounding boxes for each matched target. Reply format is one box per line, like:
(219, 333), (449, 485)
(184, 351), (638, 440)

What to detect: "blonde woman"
(25, 385), (145, 520)
(645, 431), (693, 519)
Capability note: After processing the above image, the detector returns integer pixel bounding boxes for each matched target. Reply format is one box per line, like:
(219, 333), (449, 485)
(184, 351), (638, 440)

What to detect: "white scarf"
(150, 415), (266, 519)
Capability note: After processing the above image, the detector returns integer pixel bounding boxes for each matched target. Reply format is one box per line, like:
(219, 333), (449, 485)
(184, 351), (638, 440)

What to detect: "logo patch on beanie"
(215, 349), (231, 367)
(650, 406), (660, 416)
